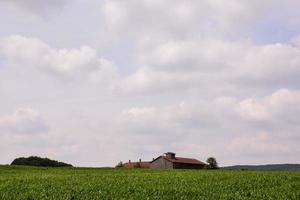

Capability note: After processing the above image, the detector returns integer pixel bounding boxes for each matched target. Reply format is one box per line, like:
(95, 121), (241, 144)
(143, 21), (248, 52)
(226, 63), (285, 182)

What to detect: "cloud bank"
(0, 0), (299, 166)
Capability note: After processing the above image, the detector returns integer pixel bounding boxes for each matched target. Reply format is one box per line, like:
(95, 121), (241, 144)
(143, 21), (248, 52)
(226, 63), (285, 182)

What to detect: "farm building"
(150, 152), (207, 169)
(123, 159), (151, 168)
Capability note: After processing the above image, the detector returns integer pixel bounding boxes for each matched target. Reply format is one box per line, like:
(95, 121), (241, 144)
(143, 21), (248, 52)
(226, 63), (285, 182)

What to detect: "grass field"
(0, 165), (299, 200)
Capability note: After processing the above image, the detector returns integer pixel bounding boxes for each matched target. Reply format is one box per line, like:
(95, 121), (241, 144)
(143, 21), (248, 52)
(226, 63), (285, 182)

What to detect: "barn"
(150, 152), (206, 169)
(123, 159), (151, 168)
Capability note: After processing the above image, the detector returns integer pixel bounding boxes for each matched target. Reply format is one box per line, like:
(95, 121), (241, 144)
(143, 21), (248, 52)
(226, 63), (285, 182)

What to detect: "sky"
(0, 0), (300, 167)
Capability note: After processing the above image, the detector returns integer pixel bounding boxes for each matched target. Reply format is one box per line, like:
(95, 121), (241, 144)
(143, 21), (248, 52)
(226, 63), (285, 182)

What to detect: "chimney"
(139, 159), (141, 162)
(165, 152), (176, 159)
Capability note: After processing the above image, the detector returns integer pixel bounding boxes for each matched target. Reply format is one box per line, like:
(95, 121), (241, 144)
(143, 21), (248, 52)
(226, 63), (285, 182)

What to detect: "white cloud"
(117, 89), (300, 165)
(103, 0), (300, 95)
(227, 132), (290, 155)
(0, 0), (69, 15)
(291, 35), (300, 47)
(238, 89), (300, 123)
(237, 43), (300, 84)
(119, 98), (235, 141)
(1, 0), (300, 166)
(0, 108), (48, 135)
(238, 99), (270, 121)
(124, 107), (156, 118)
(103, 0), (274, 38)
(116, 38), (300, 94)
(0, 35), (118, 83)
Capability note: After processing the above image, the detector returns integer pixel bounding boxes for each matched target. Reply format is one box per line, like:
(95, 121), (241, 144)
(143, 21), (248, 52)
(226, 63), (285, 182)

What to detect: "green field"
(0, 165), (299, 200)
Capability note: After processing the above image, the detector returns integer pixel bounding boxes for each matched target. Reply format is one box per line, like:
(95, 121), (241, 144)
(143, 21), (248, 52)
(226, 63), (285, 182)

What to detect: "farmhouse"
(122, 152), (206, 169)
(123, 159), (151, 168)
(150, 152), (207, 169)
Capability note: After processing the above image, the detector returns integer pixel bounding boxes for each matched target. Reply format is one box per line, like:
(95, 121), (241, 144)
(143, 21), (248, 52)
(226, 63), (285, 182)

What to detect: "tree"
(11, 156), (72, 167)
(206, 157), (218, 169)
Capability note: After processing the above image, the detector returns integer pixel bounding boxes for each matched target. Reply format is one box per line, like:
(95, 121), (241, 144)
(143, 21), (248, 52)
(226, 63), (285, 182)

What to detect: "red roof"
(123, 161), (150, 168)
(152, 156), (206, 165)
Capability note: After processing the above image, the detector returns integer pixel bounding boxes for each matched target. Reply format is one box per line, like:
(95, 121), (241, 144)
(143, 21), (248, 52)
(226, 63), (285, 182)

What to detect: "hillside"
(222, 164), (300, 171)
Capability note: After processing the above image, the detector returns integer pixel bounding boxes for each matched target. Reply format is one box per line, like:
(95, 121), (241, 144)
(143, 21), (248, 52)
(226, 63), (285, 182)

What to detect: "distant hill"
(11, 156), (72, 167)
(222, 164), (300, 171)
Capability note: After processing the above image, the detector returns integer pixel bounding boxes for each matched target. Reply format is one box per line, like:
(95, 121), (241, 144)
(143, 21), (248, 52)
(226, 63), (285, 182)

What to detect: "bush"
(11, 156), (72, 167)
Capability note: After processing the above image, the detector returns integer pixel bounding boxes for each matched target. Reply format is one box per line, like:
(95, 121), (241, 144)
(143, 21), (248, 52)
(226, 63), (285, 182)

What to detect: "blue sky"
(0, 0), (300, 167)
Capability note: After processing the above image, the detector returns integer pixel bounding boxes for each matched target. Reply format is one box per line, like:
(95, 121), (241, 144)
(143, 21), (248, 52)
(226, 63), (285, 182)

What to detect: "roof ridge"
(175, 156), (200, 160)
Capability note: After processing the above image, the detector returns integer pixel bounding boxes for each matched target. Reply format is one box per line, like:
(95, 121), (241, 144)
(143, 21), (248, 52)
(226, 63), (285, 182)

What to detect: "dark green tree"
(206, 157), (218, 169)
(11, 156), (72, 167)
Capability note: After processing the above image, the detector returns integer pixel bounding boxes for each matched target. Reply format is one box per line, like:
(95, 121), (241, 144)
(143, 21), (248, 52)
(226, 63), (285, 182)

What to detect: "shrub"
(11, 156), (72, 167)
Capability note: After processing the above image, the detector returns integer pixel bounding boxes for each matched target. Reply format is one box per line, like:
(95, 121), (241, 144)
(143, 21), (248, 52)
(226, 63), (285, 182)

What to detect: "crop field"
(0, 165), (299, 200)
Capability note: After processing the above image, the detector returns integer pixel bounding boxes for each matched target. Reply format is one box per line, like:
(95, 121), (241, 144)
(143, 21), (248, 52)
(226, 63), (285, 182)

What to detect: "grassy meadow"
(0, 165), (299, 200)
